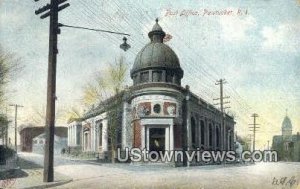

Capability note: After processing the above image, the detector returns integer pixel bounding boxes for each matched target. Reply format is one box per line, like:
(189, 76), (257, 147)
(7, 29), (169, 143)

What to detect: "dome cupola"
(131, 19), (184, 86)
(281, 116), (293, 130)
(282, 116), (292, 130)
(282, 110), (293, 137)
(148, 18), (165, 43)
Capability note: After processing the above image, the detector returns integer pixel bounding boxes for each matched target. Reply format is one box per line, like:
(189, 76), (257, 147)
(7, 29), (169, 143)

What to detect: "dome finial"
(148, 18), (165, 42)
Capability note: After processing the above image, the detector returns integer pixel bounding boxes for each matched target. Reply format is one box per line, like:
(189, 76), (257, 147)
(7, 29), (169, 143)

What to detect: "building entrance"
(149, 128), (165, 154)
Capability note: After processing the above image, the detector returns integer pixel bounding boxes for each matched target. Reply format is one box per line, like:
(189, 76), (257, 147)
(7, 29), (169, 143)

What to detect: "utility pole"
(247, 134), (252, 151)
(34, 0), (130, 182)
(5, 106), (8, 147)
(214, 79), (230, 151)
(34, 0), (70, 182)
(185, 85), (191, 167)
(267, 140), (270, 150)
(249, 113), (260, 152)
(9, 104), (23, 152)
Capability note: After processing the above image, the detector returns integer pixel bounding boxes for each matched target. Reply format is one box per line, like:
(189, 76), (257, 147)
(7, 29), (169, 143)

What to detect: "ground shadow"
(0, 157), (43, 180)
(0, 169), (28, 180)
(17, 157), (43, 170)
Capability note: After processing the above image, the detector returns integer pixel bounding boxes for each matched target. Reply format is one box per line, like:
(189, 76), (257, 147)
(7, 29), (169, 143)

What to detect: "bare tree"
(0, 114), (10, 147)
(237, 135), (251, 151)
(64, 106), (83, 123)
(0, 46), (22, 108)
(82, 56), (127, 107)
(23, 105), (68, 126)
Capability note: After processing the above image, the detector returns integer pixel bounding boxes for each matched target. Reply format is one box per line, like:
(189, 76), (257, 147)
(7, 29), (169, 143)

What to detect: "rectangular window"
(133, 74), (137, 84)
(140, 72), (149, 83)
(166, 71), (174, 82)
(152, 71), (162, 82)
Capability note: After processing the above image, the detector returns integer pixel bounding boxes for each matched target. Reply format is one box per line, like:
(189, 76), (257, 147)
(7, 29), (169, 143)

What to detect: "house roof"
(19, 124), (67, 132)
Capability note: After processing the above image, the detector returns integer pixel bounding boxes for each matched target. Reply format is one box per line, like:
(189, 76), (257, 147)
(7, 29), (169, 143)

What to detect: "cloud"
(261, 22), (300, 53)
(219, 15), (256, 42)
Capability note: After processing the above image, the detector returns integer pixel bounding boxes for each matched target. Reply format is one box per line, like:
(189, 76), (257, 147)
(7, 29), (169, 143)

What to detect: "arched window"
(216, 126), (220, 148)
(83, 126), (91, 151)
(228, 130), (232, 150)
(191, 117), (196, 145)
(99, 123), (103, 147)
(200, 120), (205, 145)
(209, 123), (213, 147)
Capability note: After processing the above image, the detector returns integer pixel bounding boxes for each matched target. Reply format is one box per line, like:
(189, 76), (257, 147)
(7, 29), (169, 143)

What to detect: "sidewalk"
(0, 157), (72, 189)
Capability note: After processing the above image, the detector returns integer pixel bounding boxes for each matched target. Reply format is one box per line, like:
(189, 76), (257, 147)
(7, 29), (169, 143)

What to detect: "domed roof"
(282, 116), (292, 130)
(131, 19), (183, 77)
(132, 43), (181, 72)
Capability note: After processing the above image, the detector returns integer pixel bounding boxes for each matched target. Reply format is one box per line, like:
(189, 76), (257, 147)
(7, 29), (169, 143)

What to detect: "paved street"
(18, 152), (84, 167)
(0, 153), (72, 189)
(17, 153), (300, 189)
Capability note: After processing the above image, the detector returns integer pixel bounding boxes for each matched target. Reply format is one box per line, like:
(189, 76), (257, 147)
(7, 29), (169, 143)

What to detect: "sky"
(0, 0), (299, 149)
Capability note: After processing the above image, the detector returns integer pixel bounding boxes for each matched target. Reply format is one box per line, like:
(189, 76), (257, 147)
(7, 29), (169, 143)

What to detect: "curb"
(22, 179), (73, 189)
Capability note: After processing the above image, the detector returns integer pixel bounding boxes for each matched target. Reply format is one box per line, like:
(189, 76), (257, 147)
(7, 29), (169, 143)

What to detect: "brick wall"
(174, 124), (182, 148)
(133, 120), (141, 148)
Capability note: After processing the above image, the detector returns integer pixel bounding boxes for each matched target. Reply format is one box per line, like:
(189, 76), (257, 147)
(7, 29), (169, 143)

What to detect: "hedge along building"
(67, 19), (235, 164)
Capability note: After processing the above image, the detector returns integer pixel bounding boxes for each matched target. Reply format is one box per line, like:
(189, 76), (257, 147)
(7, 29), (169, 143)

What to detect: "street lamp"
(57, 23), (131, 51)
(120, 37), (131, 51)
(34, 0), (131, 182)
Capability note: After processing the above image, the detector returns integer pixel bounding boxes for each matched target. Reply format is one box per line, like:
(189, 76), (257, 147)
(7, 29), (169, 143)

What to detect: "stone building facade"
(67, 20), (235, 164)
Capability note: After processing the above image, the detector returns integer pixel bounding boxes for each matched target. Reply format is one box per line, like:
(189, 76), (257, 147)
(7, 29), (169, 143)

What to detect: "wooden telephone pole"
(34, 0), (130, 183)
(34, 0), (69, 182)
(249, 113), (260, 151)
(214, 79), (230, 151)
(9, 104), (23, 152)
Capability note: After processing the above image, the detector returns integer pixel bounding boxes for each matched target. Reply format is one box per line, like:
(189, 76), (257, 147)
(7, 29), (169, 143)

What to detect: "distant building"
(272, 114), (300, 161)
(67, 20), (235, 165)
(19, 124), (67, 152)
(32, 133), (67, 154)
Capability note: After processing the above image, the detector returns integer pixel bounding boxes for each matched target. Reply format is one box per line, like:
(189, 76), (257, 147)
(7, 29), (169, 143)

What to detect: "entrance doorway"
(149, 128), (165, 154)
(84, 131), (90, 151)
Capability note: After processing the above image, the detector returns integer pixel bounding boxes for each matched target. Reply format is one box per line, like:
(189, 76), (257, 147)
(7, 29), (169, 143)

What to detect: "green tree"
(67, 56), (128, 163)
